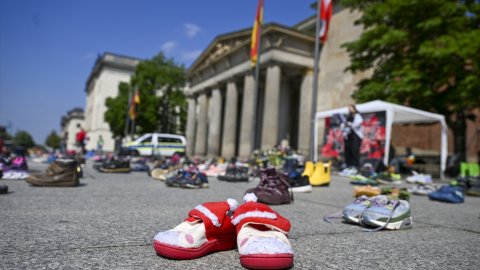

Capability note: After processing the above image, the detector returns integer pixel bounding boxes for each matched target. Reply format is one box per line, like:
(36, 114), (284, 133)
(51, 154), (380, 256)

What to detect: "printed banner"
(321, 111), (386, 161)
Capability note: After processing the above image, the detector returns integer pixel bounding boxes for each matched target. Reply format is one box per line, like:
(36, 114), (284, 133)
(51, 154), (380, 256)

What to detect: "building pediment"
(188, 23), (315, 82)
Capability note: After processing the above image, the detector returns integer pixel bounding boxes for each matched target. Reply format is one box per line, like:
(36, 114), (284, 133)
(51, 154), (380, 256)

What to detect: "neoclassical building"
(185, 6), (369, 158)
(84, 53), (141, 152)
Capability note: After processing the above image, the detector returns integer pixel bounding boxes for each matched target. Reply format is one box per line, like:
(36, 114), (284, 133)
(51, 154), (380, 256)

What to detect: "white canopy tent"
(314, 100), (448, 178)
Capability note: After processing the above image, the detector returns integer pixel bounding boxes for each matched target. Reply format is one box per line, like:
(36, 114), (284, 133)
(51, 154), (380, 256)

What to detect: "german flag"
(129, 89), (140, 120)
(250, 0), (264, 66)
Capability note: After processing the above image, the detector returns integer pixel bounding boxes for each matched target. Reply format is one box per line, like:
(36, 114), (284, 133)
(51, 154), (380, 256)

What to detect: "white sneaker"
(406, 174), (432, 184)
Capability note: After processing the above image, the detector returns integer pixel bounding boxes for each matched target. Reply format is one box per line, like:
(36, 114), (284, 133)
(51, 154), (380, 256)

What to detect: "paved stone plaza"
(1, 162), (479, 269)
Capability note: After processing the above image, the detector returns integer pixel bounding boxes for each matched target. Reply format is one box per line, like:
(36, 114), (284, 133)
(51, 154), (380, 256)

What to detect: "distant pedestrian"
(75, 124), (87, 155)
(96, 135), (104, 155)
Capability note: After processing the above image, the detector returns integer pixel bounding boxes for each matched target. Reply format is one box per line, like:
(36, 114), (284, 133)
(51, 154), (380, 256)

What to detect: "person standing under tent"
(340, 104), (364, 176)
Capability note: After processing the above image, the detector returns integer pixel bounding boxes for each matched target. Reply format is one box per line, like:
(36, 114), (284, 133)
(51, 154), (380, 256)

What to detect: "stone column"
(221, 81), (238, 158)
(297, 69), (313, 155)
(207, 88), (222, 156)
(239, 73), (255, 158)
(186, 97), (197, 156)
(261, 64), (281, 149)
(194, 94), (208, 156)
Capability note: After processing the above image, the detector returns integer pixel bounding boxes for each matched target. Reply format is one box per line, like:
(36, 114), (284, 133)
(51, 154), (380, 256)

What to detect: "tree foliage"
(105, 52), (187, 137)
(341, 0), (480, 159)
(45, 130), (61, 149)
(0, 127), (12, 140)
(13, 130), (35, 149)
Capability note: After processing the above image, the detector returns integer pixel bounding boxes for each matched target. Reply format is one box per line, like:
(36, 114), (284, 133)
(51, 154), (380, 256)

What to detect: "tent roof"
(315, 100), (445, 124)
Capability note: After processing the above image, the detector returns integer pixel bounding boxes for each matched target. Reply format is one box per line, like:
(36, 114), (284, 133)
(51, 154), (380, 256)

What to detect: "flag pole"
(309, 0), (321, 162)
(124, 88), (132, 138)
(130, 89), (136, 136)
(251, 0), (263, 154)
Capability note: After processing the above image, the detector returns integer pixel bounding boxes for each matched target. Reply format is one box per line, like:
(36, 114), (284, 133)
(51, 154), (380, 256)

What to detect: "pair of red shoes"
(153, 193), (294, 269)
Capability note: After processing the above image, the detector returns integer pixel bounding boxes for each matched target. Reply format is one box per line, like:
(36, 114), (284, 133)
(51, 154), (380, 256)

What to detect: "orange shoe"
(353, 185), (380, 197)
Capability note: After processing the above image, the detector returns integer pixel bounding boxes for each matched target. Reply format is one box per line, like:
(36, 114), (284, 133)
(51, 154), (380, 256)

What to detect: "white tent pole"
(314, 115), (319, 162)
(440, 119), (448, 179)
(384, 108), (393, 166)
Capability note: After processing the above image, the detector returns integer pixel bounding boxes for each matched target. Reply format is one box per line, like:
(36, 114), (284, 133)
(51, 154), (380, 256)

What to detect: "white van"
(124, 133), (186, 157)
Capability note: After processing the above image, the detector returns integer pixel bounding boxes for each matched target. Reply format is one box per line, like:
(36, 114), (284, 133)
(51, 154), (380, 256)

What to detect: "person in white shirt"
(343, 104), (364, 170)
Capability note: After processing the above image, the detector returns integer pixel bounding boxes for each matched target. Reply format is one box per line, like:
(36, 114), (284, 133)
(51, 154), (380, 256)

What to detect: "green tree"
(341, 0), (480, 161)
(0, 127), (12, 140)
(45, 130), (61, 149)
(13, 130), (35, 149)
(105, 52), (187, 137)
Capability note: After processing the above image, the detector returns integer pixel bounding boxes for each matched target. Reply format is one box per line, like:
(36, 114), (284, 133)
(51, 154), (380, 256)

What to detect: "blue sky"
(0, 0), (316, 144)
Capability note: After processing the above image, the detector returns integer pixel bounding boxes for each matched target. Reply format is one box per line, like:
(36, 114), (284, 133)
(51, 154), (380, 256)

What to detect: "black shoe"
(288, 175), (313, 193)
(0, 185), (8, 194)
(467, 177), (480, 196)
(98, 159), (131, 173)
(181, 173), (209, 189)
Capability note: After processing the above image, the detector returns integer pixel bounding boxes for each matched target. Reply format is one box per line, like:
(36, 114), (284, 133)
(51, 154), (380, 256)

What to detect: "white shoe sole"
(362, 216), (413, 230)
(343, 215), (360, 224)
(289, 185), (312, 193)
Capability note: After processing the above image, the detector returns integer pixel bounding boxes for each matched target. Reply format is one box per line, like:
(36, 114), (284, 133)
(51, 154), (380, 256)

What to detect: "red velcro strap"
(184, 202), (235, 240)
(231, 202), (291, 234)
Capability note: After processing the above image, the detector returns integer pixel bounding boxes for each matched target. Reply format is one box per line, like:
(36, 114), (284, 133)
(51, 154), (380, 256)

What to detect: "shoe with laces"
(26, 159), (79, 187)
(360, 195), (413, 230)
(342, 195), (372, 224)
(245, 168), (293, 205)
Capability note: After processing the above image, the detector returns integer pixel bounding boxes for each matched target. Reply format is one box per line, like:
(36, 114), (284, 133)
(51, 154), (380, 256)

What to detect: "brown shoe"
(26, 159), (79, 187)
(245, 168), (293, 205)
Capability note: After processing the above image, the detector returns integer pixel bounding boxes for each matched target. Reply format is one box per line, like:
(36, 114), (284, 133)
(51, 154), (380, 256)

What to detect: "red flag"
(319, 0), (333, 43)
(129, 89), (140, 120)
(250, 0), (264, 66)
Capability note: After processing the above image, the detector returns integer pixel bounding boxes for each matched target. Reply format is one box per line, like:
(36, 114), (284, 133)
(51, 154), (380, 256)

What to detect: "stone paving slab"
(1, 161), (479, 269)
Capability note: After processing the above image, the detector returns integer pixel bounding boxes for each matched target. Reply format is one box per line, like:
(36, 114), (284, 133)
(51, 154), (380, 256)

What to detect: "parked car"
(123, 133), (186, 157)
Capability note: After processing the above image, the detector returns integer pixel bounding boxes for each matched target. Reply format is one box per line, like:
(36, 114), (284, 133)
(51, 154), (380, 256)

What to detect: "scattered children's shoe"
(408, 185), (436, 196)
(342, 195), (372, 224)
(288, 175), (312, 193)
(353, 185), (380, 197)
(466, 177), (480, 196)
(339, 167), (357, 177)
(245, 168), (293, 205)
(153, 199), (238, 259)
(233, 193), (294, 269)
(381, 187), (410, 201)
(360, 196), (413, 231)
(309, 161), (331, 186)
(0, 185), (8, 194)
(350, 174), (378, 186)
(428, 185), (465, 203)
(26, 159), (79, 187)
(406, 173), (432, 184)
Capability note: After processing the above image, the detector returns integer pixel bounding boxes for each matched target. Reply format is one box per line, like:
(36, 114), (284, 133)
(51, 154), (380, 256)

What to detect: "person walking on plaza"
(96, 135), (104, 155)
(75, 124), (87, 155)
(341, 104), (364, 175)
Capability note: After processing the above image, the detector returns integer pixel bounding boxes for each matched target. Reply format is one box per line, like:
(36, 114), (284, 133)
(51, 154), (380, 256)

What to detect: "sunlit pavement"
(1, 161), (479, 269)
